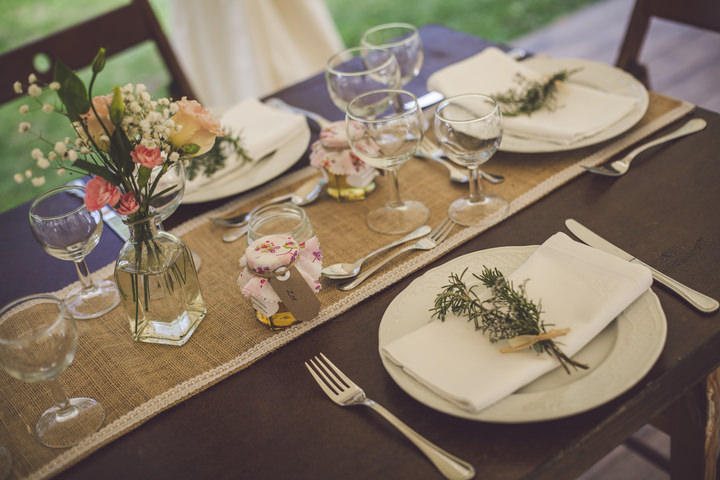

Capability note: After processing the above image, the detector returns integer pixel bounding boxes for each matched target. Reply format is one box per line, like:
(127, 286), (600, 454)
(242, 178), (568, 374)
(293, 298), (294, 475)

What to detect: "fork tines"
(432, 217), (454, 241)
(305, 353), (350, 396)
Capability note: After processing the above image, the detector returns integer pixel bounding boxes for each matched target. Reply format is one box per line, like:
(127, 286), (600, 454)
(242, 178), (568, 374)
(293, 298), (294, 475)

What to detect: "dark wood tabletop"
(1, 25), (719, 480)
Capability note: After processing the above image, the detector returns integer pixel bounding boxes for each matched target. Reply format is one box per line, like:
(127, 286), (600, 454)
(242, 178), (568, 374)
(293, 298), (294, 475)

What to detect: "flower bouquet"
(14, 48), (222, 345)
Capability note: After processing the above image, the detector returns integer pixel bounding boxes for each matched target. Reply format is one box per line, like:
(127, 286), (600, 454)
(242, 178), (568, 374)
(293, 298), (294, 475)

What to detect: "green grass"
(0, 0), (598, 214)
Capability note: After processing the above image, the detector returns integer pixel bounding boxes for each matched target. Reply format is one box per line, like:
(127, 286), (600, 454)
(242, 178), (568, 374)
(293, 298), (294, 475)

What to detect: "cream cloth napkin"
(185, 98), (307, 191)
(381, 232), (653, 413)
(426, 47), (639, 145)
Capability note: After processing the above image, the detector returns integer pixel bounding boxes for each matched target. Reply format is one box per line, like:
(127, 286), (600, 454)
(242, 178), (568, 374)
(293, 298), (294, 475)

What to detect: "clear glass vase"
(114, 214), (206, 346)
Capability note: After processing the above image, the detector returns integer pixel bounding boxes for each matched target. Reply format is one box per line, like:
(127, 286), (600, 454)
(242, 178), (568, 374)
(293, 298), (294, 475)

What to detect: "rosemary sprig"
(431, 267), (588, 374)
(185, 129), (252, 181)
(493, 68), (581, 117)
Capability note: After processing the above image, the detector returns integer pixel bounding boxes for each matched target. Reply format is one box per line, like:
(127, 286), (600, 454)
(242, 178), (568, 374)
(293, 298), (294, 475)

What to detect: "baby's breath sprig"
(431, 267), (588, 374)
(493, 68), (581, 117)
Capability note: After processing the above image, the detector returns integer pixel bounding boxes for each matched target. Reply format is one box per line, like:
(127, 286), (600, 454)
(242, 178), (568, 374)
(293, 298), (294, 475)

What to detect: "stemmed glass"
(149, 162), (202, 270)
(325, 46), (401, 113)
(346, 89), (429, 234)
(29, 185), (120, 320)
(360, 23), (423, 88)
(434, 94), (508, 226)
(0, 294), (105, 448)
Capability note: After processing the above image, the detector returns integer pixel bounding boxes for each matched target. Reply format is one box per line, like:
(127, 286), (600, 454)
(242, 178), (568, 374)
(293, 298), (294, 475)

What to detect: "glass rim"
(345, 89), (419, 123)
(361, 22), (420, 49)
(29, 184), (88, 221)
(434, 93), (500, 124)
(326, 46), (398, 77)
(0, 294), (68, 345)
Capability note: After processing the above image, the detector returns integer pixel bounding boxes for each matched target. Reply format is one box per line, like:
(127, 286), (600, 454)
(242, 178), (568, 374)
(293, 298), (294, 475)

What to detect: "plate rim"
(499, 57), (649, 153)
(183, 122), (311, 204)
(377, 245), (667, 423)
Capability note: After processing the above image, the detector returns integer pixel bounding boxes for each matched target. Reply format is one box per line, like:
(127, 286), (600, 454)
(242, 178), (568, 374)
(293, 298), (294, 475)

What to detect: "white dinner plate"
(499, 57), (649, 153)
(183, 123), (311, 204)
(378, 246), (667, 423)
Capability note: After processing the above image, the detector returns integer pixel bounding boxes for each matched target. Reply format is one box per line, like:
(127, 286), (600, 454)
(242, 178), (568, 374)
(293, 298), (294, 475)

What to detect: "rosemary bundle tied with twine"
(493, 68), (582, 117)
(431, 267), (588, 374)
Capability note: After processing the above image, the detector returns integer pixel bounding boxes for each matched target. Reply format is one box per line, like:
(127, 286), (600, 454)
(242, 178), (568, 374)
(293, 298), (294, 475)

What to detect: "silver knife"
(565, 219), (719, 313)
(67, 179), (130, 242)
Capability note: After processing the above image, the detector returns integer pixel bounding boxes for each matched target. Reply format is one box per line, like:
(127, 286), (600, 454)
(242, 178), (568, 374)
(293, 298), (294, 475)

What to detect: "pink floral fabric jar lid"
(238, 234), (322, 314)
(309, 121), (374, 177)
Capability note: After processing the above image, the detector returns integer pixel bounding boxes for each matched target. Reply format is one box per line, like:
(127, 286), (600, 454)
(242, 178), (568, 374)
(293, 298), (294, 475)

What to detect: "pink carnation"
(130, 145), (163, 168)
(114, 192), (139, 215)
(84, 176), (121, 211)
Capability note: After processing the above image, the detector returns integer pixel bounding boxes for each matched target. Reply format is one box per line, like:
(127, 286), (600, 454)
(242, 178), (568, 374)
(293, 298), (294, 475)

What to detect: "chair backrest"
(615, 0), (720, 87)
(0, 0), (197, 105)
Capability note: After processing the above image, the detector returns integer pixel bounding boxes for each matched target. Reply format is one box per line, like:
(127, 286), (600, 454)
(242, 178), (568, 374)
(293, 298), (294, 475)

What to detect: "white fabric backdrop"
(170, 0), (345, 107)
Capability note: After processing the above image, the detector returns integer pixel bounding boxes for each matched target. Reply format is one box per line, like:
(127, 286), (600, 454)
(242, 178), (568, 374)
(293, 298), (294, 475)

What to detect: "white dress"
(170, 0), (345, 107)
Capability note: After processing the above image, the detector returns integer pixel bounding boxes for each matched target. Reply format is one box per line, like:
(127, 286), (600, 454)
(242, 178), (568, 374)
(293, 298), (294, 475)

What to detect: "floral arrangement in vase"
(14, 48), (222, 218)
(13, 48), (222, 346)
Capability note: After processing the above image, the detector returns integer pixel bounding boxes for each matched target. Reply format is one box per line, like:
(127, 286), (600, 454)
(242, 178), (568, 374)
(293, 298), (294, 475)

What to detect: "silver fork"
(340, 217), (454, 291)
(417, 137), (505, 185)
(581, 118), (707, 176)
(305, 353), (475, 480)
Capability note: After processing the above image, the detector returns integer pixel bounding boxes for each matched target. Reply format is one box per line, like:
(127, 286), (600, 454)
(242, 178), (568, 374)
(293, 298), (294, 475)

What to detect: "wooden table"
(1, 25), (719, 480)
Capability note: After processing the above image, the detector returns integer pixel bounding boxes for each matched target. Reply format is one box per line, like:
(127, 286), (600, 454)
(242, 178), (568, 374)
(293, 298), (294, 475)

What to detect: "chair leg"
(666, 368), (720, 480)
(704, 368), (719, 480)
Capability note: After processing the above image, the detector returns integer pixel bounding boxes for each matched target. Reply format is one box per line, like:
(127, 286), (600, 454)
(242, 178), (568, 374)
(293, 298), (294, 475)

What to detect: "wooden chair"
(0, 0), (197, 105)
(615, 0), (720, 88)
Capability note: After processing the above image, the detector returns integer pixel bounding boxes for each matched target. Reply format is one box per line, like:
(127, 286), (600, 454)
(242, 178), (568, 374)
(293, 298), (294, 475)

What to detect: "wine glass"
(360, 23), (423, 88)
(346, 89), (429, 234)
(29, 185), (120, 320)
(434, 94), (508, 226)
(325, 46), (401, 113)
(149, 162), (202, 270)
(0, 294), (105, 448)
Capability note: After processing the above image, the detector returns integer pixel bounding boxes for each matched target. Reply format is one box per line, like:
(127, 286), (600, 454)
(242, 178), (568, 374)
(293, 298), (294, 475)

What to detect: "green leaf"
(109, 128), (135, 176)
(72, 158), (122, 185)
(137, 165), (152, 189)
(53, 61), (90, 121)
(182, 143), (200, 155)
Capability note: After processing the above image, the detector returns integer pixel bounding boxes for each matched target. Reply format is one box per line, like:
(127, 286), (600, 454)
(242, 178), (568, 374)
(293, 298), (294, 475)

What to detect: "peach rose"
(80, 94), (115, 151)
(84, 176), (120, 211)
(169, 97), (222, 157)
(130, 145), (163, 168)
(114, 192), (139, 215)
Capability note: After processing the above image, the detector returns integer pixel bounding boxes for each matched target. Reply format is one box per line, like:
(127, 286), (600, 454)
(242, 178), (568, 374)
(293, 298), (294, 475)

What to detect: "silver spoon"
(321, 225), (432, 280)
(222, 173), (327, 243)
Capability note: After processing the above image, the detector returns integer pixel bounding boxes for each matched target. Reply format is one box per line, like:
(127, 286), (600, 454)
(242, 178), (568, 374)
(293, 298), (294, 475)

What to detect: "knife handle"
(635, 260), (719, 313)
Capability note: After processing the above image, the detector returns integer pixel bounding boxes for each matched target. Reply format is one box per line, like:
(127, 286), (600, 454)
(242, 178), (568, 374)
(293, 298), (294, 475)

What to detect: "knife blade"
(565, 219), (719, 313)
(66, 180), (130, 242)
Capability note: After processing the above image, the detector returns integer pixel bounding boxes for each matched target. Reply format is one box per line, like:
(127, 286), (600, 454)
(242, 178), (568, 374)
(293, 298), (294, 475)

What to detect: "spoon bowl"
(321, 224), (431, 280)
(222, 172), (327, 243)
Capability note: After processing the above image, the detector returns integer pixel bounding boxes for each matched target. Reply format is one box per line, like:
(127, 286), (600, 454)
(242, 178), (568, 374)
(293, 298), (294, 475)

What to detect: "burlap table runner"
(0, 93), (693, 479)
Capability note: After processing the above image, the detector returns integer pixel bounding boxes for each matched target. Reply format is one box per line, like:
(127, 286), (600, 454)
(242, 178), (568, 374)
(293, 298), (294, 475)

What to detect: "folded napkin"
(185, 97), (306, 190)
(381, 232), (652, 413)
(426, 47), (639, 145)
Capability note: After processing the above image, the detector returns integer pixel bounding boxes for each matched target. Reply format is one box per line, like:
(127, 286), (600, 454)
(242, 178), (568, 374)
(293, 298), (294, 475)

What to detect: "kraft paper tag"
(268, 267), (320, 322)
